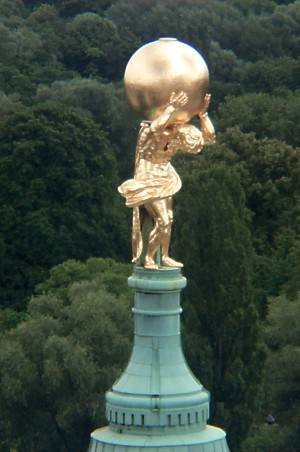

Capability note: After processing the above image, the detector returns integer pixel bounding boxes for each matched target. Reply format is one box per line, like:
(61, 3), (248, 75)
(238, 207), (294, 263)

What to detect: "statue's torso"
(136, 122), (177, 165)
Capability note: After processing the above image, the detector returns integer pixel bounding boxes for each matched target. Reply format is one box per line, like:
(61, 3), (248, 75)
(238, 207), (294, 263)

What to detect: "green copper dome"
(90, 267), (229, 451)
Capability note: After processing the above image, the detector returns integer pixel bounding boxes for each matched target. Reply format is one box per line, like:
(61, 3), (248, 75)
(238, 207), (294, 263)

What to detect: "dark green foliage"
(241, 57), (300, 93)
(0, 9), (70, 99)
(202, 129), (300, 306)
(260, 231), (300, 301)
(0, 0), (25, 18)
(0, 91), (23, 120)
(108, 0), (228, 58)
(218, 92), (300, 147)
(0, 103), (128, 308)
(36, 78), (138, 178)
(62, 13), (124, 79)
(0, 308), (29, 334)
(281, 239), (300, 299)
(216, 129), (300, 254)
(0, 258), (132, 452)
(173, 164), (263, 449)
(35, 256), (133, 300)
(22, 0), (114, 17)
(241, 291), (300, 451)
(229, 0), (276, 15)
(240, 424), (292, 452)
(54, 0), (114, 17)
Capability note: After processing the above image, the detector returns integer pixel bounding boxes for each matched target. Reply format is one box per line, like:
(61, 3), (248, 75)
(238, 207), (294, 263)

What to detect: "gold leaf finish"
(119, 39), (215, 270)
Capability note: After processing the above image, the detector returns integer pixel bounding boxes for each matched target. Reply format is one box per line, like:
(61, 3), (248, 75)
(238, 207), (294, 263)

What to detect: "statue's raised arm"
(198, 93), (216, 145)
(150, 91), (188, 133)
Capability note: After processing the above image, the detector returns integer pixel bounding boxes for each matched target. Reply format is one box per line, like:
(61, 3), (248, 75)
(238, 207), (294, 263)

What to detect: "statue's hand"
(169, 91), (188, 110)
(198, 93), (211, 118)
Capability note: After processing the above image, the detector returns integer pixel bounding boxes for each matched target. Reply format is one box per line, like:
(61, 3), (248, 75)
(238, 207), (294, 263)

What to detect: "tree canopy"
(174, 164), (263, 448)
(0, 258), (132, 452)
(0, 102), (129, 308)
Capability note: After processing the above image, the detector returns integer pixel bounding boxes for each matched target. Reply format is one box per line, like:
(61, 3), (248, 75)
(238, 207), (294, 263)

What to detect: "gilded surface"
(124, 38), (209, 123)
(119, 40), (215, 270)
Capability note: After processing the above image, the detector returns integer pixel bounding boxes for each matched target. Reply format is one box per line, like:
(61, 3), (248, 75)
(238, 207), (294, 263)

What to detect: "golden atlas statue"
(118, 38), (215, 270)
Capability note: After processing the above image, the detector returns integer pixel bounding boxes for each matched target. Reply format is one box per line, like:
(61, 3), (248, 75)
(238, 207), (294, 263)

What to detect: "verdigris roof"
(90, 267), (229, 452)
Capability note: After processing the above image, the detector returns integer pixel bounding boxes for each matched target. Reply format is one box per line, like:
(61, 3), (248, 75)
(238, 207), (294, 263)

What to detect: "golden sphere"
(124, 38), (209, 123)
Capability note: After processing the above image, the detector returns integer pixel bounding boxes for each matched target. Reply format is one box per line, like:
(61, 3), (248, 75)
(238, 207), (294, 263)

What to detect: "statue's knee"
(157, 217), (171, 231)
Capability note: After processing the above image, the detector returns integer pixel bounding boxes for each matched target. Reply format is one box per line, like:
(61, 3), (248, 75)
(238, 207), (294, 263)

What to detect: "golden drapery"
(118, 159), (181, 261)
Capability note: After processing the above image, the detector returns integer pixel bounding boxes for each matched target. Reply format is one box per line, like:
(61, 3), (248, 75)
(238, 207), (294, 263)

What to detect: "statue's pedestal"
(89, 267), (229, 451)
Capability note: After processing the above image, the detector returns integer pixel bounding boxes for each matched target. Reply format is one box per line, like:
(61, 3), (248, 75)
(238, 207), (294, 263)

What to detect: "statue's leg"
(160, 196), (173, 259)
(132, 207), (143, 263)
(161, 197), (183, 267)
(143, 199), (169, 269)
(143, 198), (183, 269)
(139, 207), (154, 265)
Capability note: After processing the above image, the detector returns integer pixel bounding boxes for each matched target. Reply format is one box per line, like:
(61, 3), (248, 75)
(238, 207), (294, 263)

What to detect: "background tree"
(22, 0), (115, 17)
(0, 103), (129, 309)
(217, 92), (300, 147)
(173, 164), (263, 449)
(0, 0), (25, 18)
(216, 130), (300, 251)
(200, 129), (300, 309)
(240, 291), (300, 452)
(36, 78), (138, 178)
(62, 13), (124, 80)
(0, 257), (132, 452)
(240, 57), (300, 93)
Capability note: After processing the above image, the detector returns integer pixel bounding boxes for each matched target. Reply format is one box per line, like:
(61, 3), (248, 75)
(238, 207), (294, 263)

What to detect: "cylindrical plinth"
(90, 267), (229, 451)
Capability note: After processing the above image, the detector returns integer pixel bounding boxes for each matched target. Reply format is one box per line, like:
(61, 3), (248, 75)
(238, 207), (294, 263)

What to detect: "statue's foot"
(144, 257), (159, 270)
(162, 256), (184, 268)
